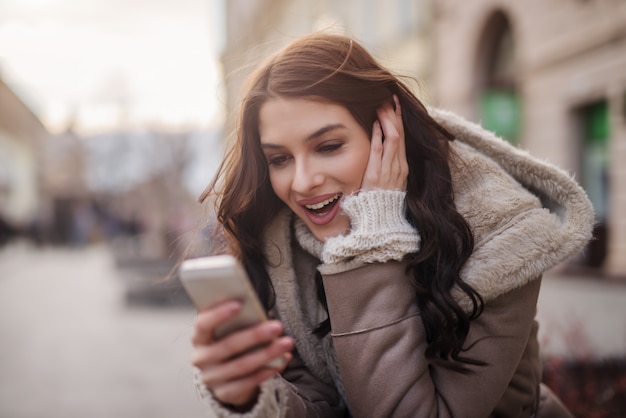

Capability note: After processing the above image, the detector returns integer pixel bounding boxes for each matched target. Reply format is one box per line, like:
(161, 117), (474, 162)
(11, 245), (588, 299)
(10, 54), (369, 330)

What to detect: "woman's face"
(259, 97), (371, 242)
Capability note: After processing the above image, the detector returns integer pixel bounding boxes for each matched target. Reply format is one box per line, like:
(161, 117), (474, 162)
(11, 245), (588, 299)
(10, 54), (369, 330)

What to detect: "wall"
(433, 0), (626, 277)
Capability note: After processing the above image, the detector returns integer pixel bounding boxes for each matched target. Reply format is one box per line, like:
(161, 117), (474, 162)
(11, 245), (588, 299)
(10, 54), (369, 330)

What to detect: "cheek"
(345, 148), (370, 185)
(326, 159), (366, 190)
(268, 171), (290, 202)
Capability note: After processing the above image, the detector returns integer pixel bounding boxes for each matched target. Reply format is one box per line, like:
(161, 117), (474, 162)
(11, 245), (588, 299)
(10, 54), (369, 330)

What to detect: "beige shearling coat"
(195, 109), (594, 417)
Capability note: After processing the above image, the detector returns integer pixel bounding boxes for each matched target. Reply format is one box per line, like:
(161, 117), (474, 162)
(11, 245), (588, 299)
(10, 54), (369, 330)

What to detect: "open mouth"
(304, 193), (342, 216)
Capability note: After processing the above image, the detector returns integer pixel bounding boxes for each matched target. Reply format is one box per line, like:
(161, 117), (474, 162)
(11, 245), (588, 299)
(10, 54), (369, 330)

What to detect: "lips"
(305, 194), (341, 212)
(299, 193), (343, 225)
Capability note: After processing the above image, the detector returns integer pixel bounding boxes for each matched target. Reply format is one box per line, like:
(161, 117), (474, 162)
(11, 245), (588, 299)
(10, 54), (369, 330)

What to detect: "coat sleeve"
(193, 349), (349, 417)
(321, 261), (542, 418)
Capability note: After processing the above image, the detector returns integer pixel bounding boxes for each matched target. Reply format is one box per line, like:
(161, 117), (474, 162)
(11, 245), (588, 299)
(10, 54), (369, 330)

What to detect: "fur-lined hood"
(430, 108), (594, 308)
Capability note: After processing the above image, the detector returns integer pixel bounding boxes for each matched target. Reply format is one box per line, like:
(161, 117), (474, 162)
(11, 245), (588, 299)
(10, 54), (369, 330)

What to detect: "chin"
(299, 213), (350, 243)
(312, 225), (349, 243)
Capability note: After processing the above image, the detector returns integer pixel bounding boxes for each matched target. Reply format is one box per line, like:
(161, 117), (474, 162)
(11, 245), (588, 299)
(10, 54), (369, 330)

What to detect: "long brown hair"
(200, 32), (484, 371)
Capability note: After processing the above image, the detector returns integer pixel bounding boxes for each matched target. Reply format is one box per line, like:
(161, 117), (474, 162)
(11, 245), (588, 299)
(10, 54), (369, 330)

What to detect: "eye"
(317, 141), (343, 153)
(267, 154), (291, 168)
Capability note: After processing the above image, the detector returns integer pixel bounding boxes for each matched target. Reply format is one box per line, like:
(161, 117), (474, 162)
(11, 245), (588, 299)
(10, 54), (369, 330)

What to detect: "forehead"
(258, 97), (355, 143)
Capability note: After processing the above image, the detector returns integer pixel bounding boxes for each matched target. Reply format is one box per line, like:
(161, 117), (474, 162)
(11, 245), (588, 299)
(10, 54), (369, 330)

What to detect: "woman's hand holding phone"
(180, 255), (295, 408)
(190, 300), (294, 408)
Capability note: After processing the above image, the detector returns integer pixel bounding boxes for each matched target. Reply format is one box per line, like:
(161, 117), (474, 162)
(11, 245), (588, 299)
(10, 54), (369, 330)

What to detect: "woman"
(190, 32), (593, 417)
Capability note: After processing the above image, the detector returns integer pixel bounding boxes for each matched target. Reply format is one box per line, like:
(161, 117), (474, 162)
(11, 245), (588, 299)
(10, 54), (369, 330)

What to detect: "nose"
(292, 158), (323, 194)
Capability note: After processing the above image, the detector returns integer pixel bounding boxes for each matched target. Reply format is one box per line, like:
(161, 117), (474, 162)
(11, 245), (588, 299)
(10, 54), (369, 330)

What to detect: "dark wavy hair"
(200, 32), (484, 372)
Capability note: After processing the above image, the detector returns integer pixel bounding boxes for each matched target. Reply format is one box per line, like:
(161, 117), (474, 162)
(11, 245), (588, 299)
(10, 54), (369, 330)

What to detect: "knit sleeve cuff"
(320, 189), (420, 267)
(193, 367), (287, 417)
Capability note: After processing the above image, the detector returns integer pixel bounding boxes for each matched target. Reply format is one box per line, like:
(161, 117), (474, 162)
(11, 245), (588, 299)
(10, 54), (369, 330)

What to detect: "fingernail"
(224, 301), (241, 314)
(279, 336), (295, 349)
(265, 321), (283, 335)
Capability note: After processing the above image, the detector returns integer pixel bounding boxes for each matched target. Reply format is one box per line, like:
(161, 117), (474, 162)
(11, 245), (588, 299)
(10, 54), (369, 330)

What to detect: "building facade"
(0, 77), (48, 233)
(0, 76), (100, 245)
(433, 0), (626, 278)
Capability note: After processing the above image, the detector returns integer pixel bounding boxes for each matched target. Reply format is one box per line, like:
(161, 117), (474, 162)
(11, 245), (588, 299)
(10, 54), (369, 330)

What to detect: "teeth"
(305, 194), (340, 210)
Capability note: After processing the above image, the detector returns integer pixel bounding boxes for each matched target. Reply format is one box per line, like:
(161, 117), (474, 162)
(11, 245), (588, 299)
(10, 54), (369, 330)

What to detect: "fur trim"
(264, 210), (337, 385)
(264, 209), (348, 401)
(293, 218), (324, 259)
(430, 108), (595, 308)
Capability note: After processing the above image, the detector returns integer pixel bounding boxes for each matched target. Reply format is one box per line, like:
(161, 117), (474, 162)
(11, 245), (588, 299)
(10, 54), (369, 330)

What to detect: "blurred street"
(0, 242), (206, 418)
(1, 241), (625, 418)
(537, 270), (626, 360)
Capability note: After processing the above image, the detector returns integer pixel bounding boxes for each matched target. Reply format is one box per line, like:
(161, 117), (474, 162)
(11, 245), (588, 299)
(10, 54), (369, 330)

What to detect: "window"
(581, 101), (610, 223)
(476, 11), (521, 144)
(578, 100), (610, 268)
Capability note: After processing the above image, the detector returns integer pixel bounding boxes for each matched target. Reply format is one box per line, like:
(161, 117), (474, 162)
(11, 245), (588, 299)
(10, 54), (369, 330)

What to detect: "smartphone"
(179, 255), (286, 368)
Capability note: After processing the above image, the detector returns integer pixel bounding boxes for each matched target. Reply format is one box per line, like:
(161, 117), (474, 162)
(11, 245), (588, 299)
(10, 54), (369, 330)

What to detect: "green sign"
(584, 101), (609, 142)
(479, 89), (521, 144)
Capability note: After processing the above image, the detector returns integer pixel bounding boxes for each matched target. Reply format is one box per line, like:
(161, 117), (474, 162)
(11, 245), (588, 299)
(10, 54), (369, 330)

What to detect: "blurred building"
(77, 128), (212, 264)
(0, 76), (98, 246)
(433, 0), (626, 278)
(0, 77), (48, 241)
(42, 124), (92, 244)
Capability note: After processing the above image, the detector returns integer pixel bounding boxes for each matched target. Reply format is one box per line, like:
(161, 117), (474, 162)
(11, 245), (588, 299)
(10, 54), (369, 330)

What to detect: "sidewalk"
(1, 242), (624, 417)
(0, 242), (206, 418)
(537, 271), (626, 359)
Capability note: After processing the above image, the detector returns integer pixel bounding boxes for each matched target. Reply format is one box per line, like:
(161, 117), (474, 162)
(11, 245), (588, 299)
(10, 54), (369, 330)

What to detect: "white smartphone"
(179, 254), (286, 368)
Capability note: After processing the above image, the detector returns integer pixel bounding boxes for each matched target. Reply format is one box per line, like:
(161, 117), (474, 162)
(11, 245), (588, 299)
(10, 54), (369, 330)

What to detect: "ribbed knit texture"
(294, 189), (420, 267)
(193, 367), (287, 417)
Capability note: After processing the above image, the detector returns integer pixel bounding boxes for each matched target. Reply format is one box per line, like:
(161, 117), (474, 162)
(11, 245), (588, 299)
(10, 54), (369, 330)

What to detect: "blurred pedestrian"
(0, 213), (18, 247)
(189, 32), (594, 417)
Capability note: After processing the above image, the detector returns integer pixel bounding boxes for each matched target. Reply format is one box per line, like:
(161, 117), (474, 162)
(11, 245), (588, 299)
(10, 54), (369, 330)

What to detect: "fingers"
(362, 95), (408, 191)
(192, 319), (287, 368)
(362, 120), (383, 188)
(393, 95), (406, 156)
(191, 306), (295, 407)
(198, 336), (293, 386)
(208, 349), (292, 407)
(192, 300), (241, 346)
(210, 368), (274, 406)
(196, 334), (294, 406)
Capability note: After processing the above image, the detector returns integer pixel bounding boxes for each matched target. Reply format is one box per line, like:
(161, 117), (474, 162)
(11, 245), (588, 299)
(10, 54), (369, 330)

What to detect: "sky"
(0, 0), (225, 135)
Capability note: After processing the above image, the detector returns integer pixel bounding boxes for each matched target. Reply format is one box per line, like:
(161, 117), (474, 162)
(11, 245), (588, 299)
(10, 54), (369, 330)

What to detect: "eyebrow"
(261, 123), (346, 149)
(306, 123), (345, 141)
